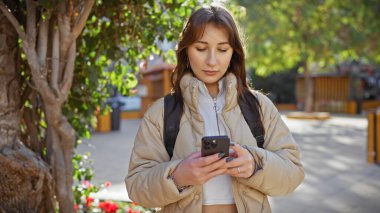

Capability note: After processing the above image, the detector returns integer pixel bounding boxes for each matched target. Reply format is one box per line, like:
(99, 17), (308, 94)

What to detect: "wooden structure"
(140, 64), (174, 116)
(275, 103), (297, 111)
(363, 100), (380, 111)
(296, 75), (351, 113)
(96, 112), (111, 132)
(367, 110), (380, 164)
(121, 111), (141, 119)
(296, 74), (380, 113)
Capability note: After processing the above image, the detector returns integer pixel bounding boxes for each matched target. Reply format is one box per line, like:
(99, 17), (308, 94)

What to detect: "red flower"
(85, 197), (94, 207)
(125, 207), (132, 213)
(104, 181), (111, 187)
(99, 201), (106, 209)
(74, 204), (78, 211)
(107, 203), (119, 213)
(99, 201), (119, 213)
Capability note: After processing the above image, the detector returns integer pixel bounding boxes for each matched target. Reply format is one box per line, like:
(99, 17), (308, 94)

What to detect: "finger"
(226, 166), (240, 176)
(203, 167), (227, 183)
(229, 145), (252, 162)
(229, 151), (238, 158)
(196, 152), (226, 166)
(225, 153), (247, 168)
(202, 156), (228, 173)
(225, 157), (240, 168)
(228, 146), (237, 158)
(225, 154), (253, 172)
(229, 144), (245, 156)
(227, 166), (249, 178)
(226, 157), (254, 177)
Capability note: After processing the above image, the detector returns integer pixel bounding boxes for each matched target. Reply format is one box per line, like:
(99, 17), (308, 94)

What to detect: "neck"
(205, 83), (219, 98)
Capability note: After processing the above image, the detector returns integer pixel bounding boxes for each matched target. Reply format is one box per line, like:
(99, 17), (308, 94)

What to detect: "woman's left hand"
(225, 144), (255, 178)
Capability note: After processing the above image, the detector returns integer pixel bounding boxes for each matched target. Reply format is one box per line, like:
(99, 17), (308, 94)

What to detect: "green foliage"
(72, 153), (95, 182)
(64, 2), (201, 208)
(65, 0), (200, 141)
(13, 0), (200, 208)
(72, 152), (99, 210)
(234, 0), (380, 75)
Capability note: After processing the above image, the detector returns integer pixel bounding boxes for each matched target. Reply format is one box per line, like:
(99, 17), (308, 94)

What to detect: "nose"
(206, 51), (217, 68)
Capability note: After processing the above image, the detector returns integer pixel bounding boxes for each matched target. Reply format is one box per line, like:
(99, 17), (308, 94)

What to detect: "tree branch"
(26, 0), (37, 50)
(69, 0), (94, 42)
(23, 100), (41, 155)
(25, 79), (39, 92)
(25, 50), (56, 105)
(22, 0), (56, 103)
(51, 27), (60, 98)
(57, 2), (71, 76)
(60, 40), (76, 101)
(68, 0), (74, 18)
(37, 19), (49, 67)
(0, 0), (26, 41)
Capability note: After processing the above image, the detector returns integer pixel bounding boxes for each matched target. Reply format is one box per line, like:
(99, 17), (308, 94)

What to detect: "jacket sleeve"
(237, 93), (305, 196)
(125, 99), (193, 208)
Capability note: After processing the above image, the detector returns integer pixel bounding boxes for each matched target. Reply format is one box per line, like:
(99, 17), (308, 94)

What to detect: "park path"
(77, 114), (380, 213)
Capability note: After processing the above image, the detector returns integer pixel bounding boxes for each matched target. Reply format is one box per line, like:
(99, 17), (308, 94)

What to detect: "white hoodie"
(198, 78), (235, 205)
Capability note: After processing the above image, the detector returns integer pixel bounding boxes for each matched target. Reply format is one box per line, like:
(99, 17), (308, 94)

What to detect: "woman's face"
(187, 24), (233, 95)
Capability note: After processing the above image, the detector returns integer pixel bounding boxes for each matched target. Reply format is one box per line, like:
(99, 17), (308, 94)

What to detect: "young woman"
(125, 5), (304, 213)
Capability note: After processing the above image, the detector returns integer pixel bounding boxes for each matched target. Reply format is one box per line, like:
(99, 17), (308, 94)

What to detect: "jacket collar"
(180, 72), (239, 113)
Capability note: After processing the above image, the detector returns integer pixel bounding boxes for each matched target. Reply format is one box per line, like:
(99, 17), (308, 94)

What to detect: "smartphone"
(201, 135), (230, 157)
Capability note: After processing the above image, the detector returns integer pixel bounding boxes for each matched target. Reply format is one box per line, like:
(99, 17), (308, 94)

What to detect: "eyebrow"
(195, 41), (230, 45)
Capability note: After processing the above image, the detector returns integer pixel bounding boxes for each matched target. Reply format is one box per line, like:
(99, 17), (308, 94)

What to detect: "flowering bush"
(98, 200), (119, 213)
(72, 150), (156, 212)
(72, 153), (153, 212)
(72, 152), (99, 212)
(75, 198), (152, 213)
(73, 179), (153, 212)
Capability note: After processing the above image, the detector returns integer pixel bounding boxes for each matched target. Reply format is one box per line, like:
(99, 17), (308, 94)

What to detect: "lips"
(203, 70), (218, 76)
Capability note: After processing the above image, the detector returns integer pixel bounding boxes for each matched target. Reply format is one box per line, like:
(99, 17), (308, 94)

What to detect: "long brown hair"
(172, 5), (248, 101)
(170, 5), (265, 138)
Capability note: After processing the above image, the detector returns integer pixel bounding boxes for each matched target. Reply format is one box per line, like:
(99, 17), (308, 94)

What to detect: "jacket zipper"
(213, 97), (221, 136)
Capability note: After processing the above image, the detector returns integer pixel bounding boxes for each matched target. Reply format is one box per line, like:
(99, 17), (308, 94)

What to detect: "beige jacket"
(125, 73), (304, 212)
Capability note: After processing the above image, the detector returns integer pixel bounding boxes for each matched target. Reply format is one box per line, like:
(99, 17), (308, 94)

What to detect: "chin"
(203, 77), (221, 84)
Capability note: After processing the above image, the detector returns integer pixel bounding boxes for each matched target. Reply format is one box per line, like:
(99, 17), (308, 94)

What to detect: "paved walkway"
(77, 113), (380, 213)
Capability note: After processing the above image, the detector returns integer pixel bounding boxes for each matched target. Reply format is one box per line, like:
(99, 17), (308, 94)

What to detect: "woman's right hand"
(171, 151), (227, 187)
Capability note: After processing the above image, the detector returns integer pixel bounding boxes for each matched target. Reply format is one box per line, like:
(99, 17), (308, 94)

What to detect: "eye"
(196, 48), (206, 52)
(218, 49), (228, 52)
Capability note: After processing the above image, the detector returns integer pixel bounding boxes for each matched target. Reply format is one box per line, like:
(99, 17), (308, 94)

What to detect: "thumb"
(230, 144), (245, 157)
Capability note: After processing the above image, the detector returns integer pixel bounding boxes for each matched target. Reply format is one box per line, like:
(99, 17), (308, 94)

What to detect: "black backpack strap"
(239, 90), (265, 148)
(164, 93), (182, 159)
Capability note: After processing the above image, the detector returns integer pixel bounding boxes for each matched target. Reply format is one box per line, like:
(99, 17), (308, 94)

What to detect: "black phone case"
(201, 135), (230, 157)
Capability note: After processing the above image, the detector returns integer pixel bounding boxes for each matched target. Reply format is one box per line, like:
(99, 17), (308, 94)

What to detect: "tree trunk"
(45, 106), (76, 213)
(0, 12), (54, 213)
(303, 61), (314, 112)
(0, 0), (94, 211)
